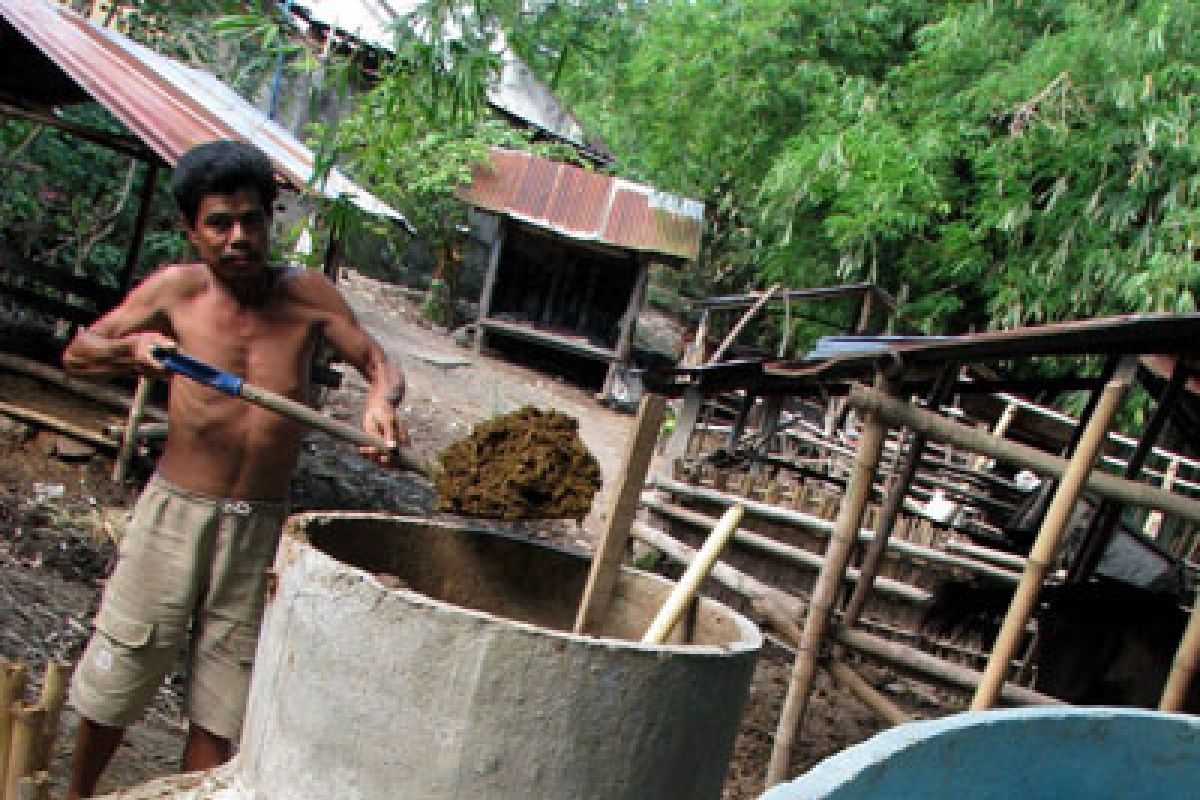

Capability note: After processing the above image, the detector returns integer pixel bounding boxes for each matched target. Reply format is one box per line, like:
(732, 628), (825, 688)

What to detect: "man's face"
(185, 187), (271, 282)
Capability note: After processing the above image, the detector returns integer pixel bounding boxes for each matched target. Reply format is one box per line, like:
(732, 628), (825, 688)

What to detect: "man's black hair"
(170, 140), (279, 225)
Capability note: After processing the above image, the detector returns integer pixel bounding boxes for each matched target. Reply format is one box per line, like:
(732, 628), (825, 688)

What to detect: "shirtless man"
(60, 140), (408, 798)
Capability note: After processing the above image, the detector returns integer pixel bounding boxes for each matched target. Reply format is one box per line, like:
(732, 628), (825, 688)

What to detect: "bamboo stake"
(642, 504), (745, 644)
(112, 375), (150, 482)
(847, 385), (1200, 524)
(5, 704), (44, 800)
(632, 521), (804, 620)
(970, 357), (1136, 711)
(1159, 588), (1200, 712)
(766, 379), (888, 788)
(0, 662), (27, 796)
(33, 661), (69, 773)
(575, 394), (667, 634)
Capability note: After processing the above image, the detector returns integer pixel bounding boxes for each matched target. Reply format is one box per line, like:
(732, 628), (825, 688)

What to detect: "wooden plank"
(574, 394), (667, 634)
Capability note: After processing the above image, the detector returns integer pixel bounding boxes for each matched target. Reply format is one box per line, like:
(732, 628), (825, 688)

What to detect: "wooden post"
(474, 218), (505, 354)
(574, 394), (667, 634)
(641, 504), (744, 644)
(970, 357), (1136, 711)
(1160, 588), (1200, 712)
(4, 704), (44, 800)
(117, 161), (159, 291)
(34, 661), (69, 773)
(709, 284), (781, 364)
(0, 662), (28, 795)
(112, 376), (150, 482)
(766, 376), (889, 788)
(661, 385), (703, 470)
(603, 256), (651, 398)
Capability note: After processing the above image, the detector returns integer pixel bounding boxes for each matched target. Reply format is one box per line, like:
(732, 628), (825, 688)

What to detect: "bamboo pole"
(847, 384), (1200, 524)
(634, 523), (1061, 706)
(766, 379), (889, 788)
(33, 661), (69, 773)
(642, 504), (744, 644)
(4, 704), (44, 800)
(650, 479), (1019, 583)
(575, 394), (668, 634)
(0, 402), (118, 450)
(1159, 589), (1200, 712)
(644, 499), (932, 603)
(709, 284), (781, 364)
(112, 375), (150, 482)
(750, 592), (911, 725)
(0, 662), (27, 796)
(828, 661), (911, 726)
(943, 539), (1027, 572)
(632, 521), (805, 620)
(970, 358), (1136, 711)
(0, 353), (165, 421)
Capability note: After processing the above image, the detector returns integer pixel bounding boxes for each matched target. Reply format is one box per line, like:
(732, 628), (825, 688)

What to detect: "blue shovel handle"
(152, 346), (244, 396)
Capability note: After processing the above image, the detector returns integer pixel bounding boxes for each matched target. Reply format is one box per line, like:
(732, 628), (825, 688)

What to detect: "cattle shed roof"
(458, 148), (705, 262)
(0, 0), (409, 228)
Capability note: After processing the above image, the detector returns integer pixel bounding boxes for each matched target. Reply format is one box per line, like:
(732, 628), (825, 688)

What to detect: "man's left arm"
(306, 274), (410, 463)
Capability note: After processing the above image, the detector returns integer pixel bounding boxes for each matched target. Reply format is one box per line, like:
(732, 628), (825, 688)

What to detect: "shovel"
(152, 346), (432, 478)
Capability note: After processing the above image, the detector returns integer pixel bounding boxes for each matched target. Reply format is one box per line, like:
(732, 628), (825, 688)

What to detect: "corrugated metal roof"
(458, 148), (704, 262)
(291, 1), (603, 157)
(0, 0), (409, 228)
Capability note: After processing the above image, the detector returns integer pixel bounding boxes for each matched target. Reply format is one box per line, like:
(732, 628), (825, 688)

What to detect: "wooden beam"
(574, 394), (667, 634)
(847, 385), (1200, 524)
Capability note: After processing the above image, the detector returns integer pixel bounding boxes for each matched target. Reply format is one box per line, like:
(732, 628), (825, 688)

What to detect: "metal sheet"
(1, 0), (409, 228)
(458, 148), (704, 262)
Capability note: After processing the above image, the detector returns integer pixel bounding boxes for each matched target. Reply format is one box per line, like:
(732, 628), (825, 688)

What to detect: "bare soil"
(0, 275), (932, 799)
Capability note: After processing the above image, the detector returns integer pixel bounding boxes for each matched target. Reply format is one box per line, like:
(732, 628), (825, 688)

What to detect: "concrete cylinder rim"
(283, 509), (765, 657)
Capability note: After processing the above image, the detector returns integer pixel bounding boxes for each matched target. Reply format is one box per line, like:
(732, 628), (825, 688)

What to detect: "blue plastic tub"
(760, 707), (1200, 799)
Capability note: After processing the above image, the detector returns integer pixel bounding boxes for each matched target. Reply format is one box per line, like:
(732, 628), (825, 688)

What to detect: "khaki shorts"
(70, 475), (286, 740)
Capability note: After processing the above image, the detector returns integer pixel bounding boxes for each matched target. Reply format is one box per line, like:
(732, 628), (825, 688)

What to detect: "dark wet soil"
(433, 406), (602, 521)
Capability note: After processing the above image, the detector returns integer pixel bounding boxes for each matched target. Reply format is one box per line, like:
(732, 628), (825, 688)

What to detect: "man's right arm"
(62, 267), (183, 377)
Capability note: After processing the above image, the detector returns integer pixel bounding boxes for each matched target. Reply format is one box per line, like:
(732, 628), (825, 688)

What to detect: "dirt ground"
(0, 276), (941, 799)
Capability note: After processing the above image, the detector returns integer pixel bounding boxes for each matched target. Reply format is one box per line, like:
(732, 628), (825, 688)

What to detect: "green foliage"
(540, 0), (1200, 336)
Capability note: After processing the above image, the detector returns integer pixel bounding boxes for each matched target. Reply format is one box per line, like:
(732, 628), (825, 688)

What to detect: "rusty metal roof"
(458, 148), (704, 262)
(0, 0), (409, 228)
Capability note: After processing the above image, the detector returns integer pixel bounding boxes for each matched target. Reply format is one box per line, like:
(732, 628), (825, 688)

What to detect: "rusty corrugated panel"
(1, 0), (407, 227)
(459, 148), (703, 261)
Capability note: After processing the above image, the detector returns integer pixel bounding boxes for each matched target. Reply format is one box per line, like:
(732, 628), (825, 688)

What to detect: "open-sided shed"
(0, 0), (406, 332)
(458, 147), (704, 400)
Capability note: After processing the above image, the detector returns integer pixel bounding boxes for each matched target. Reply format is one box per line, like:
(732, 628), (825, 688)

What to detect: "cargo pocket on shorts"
(95, 604), (156, 650)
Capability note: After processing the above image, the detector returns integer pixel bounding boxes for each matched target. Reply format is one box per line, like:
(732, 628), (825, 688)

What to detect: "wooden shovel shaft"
(237, 383), (431, 478)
